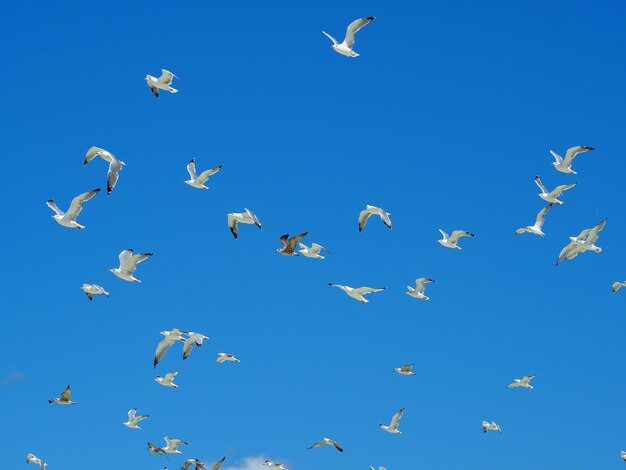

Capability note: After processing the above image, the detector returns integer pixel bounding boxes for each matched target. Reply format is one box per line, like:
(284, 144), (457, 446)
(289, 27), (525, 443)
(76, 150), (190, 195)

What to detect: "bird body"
(49, 385), (76, 405)
(110, 249), (153, 283)
(534, 176), (576, 205)
(379, 407), (404, 434)
(323, 17), (375, 57)
(155, 371), (179, 388)
(482, 420), (502, 433)
(393, 364), (416, 376)
(154, 328), (186, 367)
(276, 232), (308, 255)
(298, 243), (330, 259)
(358, 204), (392, 231)
(550, 146), (594, 174)
(515, 204), (553, 237)
(227, 209), (262, 238)
(437, 229), (475, 249)
(84, 146), (125, 194)
(162, 436), (187, 454)
(508, 375), (535, 389)
(216, 352), (240, 363)
(328, 283), (386, 303)
(145, 69), (178, 97)
(182, 332), (209, 360)
(47, 188), (100, 229)
(26, 453), (47, 469)
(185, 159), (222, 189)
(556, 219), (606, 265)
(308, 437), (343, 452)
(406, 278), (434, 300)
(124, 408), (150, 429)
(81, 283), (109, 300)
(264, 461), (286, 470)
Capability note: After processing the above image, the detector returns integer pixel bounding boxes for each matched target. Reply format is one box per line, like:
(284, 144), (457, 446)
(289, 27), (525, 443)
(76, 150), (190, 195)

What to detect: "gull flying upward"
(328, 283), (386, 303)
(216, 352), (240, 363)
(183, 332), (209, 360)
(534, 176), (576, 205)
(49, 385), (76, 405)
(276, 232), (309, 256)
(549, 145), (594, 174)
(379, 407), (404, 434)
(514, 204), (553, 237)
(393, 364), (416, 376)
(437, 229), (475, 249)
(227, 209), (262, 239)
(26, 454), (47, 470)
(308, 437), (344, 452)
(323, 17), (375, 58)
(358, 205), (392, 232)
(406, 278), (434, 300)
(110, 249), (153, 283)
(556, 218), (606, 265)
(154, 328), (186, 367)
(145, 69), (178, 98)
(46, 188), (100, 229)
(298, 243), (331, 259)
(184, 159), (222, 189)
(482, 421), (502, 433)
(508, 375), (536, 389)
(155, 371), (179, 388)
(124, 408), (150, 429)
(84, 146), (125, 195)
(81, 283), (109, 301)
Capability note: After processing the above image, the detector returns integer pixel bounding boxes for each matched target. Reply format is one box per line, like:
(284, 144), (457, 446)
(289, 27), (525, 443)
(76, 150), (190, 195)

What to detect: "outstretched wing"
(534, 176), (548, 193)
(227, 214), (239, 239)
(46, 200), (63, 216)
(344, 17), (375, 48)
(449, 230), (475, 243)
(585, 218), (606, 244)
(66, 188), (100, 219)
(124, 252), (153, 274)
(60, 385), (71, 402)
(211, 457), (226, 470)
(158, 69), (176, 86)
(245, 208), (261, 228)
(107, 160), (123, 194)
(288, 232), (308, 251)
(563, 145), (593, 166)
(550, 182), (576, 197)
(322, 31), (339, 45)
(390, 407), (404, 427)
(358, 209), (373, 232)
(187, 159), (197, 180)
(197, 164), (223, 183)
(549, 150), (562, 164)
(535, 204), (553, 227)
(355, 286), (386, 295)
(84, 146), (113, 165)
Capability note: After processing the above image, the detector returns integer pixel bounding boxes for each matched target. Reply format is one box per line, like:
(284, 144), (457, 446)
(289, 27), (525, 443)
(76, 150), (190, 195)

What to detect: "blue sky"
(2, 0), (626, 468)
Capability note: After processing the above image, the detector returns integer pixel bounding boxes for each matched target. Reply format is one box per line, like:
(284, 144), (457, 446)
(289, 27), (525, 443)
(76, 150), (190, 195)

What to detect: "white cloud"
(221, 455), (286, 470)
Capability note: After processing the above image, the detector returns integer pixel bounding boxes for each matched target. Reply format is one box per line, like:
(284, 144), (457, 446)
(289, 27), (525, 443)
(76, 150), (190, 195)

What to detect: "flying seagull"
(322, 17), (375, 57)
(184, 159), (222, 190)
(84, 146), (125, 195)
(49, 385), (76, 405)
(621, 450), (626, 462)
(81, 283), (109, 301)
(181, 459), (203, 470)
(147, 442), (165, 455)
(514, 204), (553, 237)
(264, 461), (286, 470)
(145, 69), (178, 98)
(370, 467), (386, 470)
(556, 219), (606, 265)
(406, 278), (434, 300)
(393, 364), (416, 376)
(437, 229), (475, 249)
(155, 371), (179, 388)
(124, 408), (150, 429)
(328, 283), (386, 303)
(26, 454), (47, 469)
(182, 332), (209, 360)
(276, 232), (309, 255)
(508, 375), (536, 389)
(216, 352), (240, 363)
(162, 436), (188, 454)
(154, 329), (186, 367)
(298, 243), (331, 259)
(227, 209), (262, 239)
(46, 188), (100, 229)
(612, 282), (626, 293)
(379, 407), (404, 434)
(204, 457), (226, 470)
(308, 437), (343, 452)
(549, 146), (594, 174)
(534, 176), (576, 205)
(482, 421), (502, 433)
(358, 205), (392, 232)
(110, 249), (153, 283)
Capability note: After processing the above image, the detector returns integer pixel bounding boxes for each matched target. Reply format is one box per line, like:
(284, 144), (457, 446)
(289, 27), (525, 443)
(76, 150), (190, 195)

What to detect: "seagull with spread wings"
(227, 209), (262, 239)
(155, 371), (179, 388)
(154, 329), (186, 367)
(323, 17), (375, 57)
(49, 385), (76, 405)
(123, 408), (150, 429)
(26, 454), (47, 469)
(406, 278), (434, 300)
(328, 283), (386, 303)
(161, 436), (188, 454)
(556, 219), (606, 265)
(276, 232), (308, 256)
(534, 176), (576, 205)
(514, 204), (553, 237)
(182, 332), (209, 360)
(184, 159), (222, 189)
(84, 146), (125, 195)
(46, 188), (100, 229)
(81, 283), (109, 301)
(358, 205), (392, 232)
(482, 420), (502, 433)
(508, 375), (536, 389)
(110, 249), (153, 282)
(549, 145), (594, 174)
(437, 229), (475, 249)
(145, 69), (178, 97)
(298, 242), (331, 259)
(612, 281), (626, 293)
(308, 437), (343, 452)
(216, 352), (240, 363)
(393, 364), (416, 376)
(379, 408), (404, 434)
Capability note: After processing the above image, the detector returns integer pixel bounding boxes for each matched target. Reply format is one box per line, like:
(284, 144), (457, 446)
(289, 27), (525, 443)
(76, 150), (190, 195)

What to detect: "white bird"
(379, 407), (404, 434)
(556, 219), (606, 265)
(621, 450), (626, 462)
(46, 188), (100, 229)
(84, 146), (125, 195)
(264, 461), (286, 470)
(393, 364), (416, 376)
(184, 159), (222, 189)
(534, 176), (576, 205)
(406, 278), (434, 300)
(437, 229), (475, 249)
(549, 145), (594, 174)
(216, 352), (240, 363)
(182, 332), (209, 360)
(155, 371), (179, 388)
(298, 243), (331, 259)
(482, 420), (502, 433)
(328, 283), (386, 303)
(154, 329), (186, 367)
(80, 283), (109, 301)
(514, 204), (553, 237)
(49, 385), (76, 405)
(110, 249), (153, 283)
(227, 209), (262, 239)
(358, 205), (392, 232)
(508, 375), (536, 389)
(145, 69), (178, 98)
(276, 232), (308, 256)
(123, 408), (150, 429)
(322, 17), (375, 58)
(612, 282), (626, 293)
(308, 437), (343, 452)
(26, 454), (47, 469)
(162, 436), (188, 454)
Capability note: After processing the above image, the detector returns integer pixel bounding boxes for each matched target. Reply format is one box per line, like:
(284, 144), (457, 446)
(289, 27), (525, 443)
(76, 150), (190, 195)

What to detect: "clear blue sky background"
(2, 1), (626, 468)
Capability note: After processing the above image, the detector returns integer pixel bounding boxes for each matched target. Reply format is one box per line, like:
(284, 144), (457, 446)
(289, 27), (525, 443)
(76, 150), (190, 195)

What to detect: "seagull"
(162, 436), (188, 454)
(369, 467), (386, 470)
(514, 204), (553, 237)
(550, 146), (594, 174)
(154, 329), (186, 367)
(406, 278), (434, 300)
(308, 437), (343, 452)
(534, 176), (576, 205)
(206, 457), (226, 470)
(49, 385), (76, 405)
(182, 332), (209, 360)
(26, 454), (47, 469)
(437, 229), (475, 249)
(155, 371), (179, 388)
(181, 459), (203, 470)
(379, 407), (404, 434)
(298, 243), (331, 259)
(621, 450), (626, 462)
(123, 408), (150, 429)
(264, 461), (286, 470)
(328, 283), (386, 303)
(508, 375), (536, 389)
(227, 209), (262, 239)
(482, 421), (502, 433)
(81, 283), (109, 301)
(576, 218), (606, 253)
(612, 282), (626, 293)
(322, 17), (375, 58)
(393, 364), (416, 376)
(276, 233), (309, 255)
(216, 352), (240, 363)
(358, 205), (392, 232)
(147, 442), (165, 455)
(184, 159), (222, 190)
(84, 146), (125, 195)
(110, 249), (153, 283)
(46, 188), (100, 229)
(145, 69), (178, 98)
(556, 219), (606, 265)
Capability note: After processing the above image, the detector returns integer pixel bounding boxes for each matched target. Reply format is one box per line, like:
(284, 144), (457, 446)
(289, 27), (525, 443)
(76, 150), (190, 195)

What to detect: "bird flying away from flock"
(323, 17), (375, 57)
(393, 364), (416, 376)
(482, 420), (502, 433)
(508, 375), (536, 389)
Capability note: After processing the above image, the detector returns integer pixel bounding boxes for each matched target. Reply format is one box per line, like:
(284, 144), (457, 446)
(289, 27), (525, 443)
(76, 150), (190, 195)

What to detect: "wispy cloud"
(221, 455), (288, 470)
(0, 371), (24, 388)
